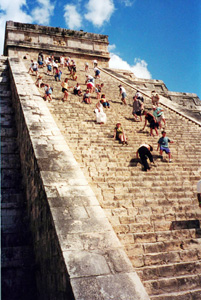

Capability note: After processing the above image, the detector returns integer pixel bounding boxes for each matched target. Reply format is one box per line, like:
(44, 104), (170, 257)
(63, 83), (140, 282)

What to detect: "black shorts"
(62, 88), (68, 93)
(133, 110), (142, 116)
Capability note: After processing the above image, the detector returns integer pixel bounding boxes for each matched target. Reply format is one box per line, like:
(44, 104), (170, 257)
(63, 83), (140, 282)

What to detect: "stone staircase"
(0, 57), (38, 300)
(24, 58), (201, 299)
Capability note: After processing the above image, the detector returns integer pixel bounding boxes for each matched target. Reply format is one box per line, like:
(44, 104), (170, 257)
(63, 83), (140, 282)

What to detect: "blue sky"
(0, 0), (200, 98)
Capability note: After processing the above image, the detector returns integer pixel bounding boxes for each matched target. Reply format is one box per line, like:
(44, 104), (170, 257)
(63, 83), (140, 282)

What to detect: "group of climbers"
(27, 53), (174, 172)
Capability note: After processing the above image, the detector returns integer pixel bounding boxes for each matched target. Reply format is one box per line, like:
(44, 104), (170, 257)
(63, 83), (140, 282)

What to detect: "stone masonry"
(1, 57), (37, 300)
(22, 53), (201, 300)
(6, 56), (149, 300)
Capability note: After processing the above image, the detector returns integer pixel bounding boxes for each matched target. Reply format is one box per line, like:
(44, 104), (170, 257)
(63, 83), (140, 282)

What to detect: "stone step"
(22, 58), (201, 300)
(129, 248), (200, 269)
(118, 228), (201, 244)
(137, 260), (201, 281)
(150, 289), (201, 300)
(144, 273), (201, 297)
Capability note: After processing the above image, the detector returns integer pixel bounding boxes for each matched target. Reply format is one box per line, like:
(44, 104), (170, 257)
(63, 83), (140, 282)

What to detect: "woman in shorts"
(61, 78), (70, 101)
(142, 111), (159, 136)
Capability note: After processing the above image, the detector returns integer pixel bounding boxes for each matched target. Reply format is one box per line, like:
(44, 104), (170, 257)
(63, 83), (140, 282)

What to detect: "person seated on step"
(157, 130), (174, 163)
(94, 102), (106, 124)
(142, 110), (159, 136)
(83, 89), (91, 104)
(69, 59), (76, 74)
(152, 105), (166, 128)
(70, 67), (77, 81)
(197, 179), (201, 208)
(95, 83), (104, 100)
(132, 95), (144, 121)
(136, 144), (155, 171)
(151, 90), (160, 106)
(113, 123), (128, 145)
(100, 94), (110, 108)
(73, 83), (82, 96)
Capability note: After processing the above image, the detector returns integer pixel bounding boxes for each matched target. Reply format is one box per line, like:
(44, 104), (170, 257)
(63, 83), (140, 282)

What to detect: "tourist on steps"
(41, 83), (53, 102)
(54, 67), (62, 81)
(94, 67), (100, 79)
(134, 90), (144, 103)
(94, 102), (106, 124)
(73, 83), (82, 96)
(197, 179), (201, 208)
(157, 131), (174, 163)
(132, 95), (144, 121)
(113, 123), (128, 145)
(118, 84), (127, 105)
(83, 89), (91, 104)
(28, 60), (38, 76)
(61, 78), (72, 102)
(136, 144), (155, 171)
(100, 94), (110, 108)
(151, 90), (160, 106)
(142, 111), (159, 136)
(152, 105), (166, 128)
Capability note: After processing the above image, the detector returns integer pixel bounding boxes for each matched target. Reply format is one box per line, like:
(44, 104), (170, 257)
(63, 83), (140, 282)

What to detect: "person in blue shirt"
(157, 131), (174, 162)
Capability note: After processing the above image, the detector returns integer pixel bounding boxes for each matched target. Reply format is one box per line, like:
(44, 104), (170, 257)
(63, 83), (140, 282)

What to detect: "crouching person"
(136, 144), (155, 171)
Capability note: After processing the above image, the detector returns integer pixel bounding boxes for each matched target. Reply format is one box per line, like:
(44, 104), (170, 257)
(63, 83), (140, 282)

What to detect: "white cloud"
(120, 0), (135, 7)
(31, 0), (54, 25)
(0, 0), (33, 54)
(84, 0), (115, 27)
(64, 4), (82, 29)
(0, 0), (55, 54)
(109, 53), (152, 79)
(108, 44), (116, 52)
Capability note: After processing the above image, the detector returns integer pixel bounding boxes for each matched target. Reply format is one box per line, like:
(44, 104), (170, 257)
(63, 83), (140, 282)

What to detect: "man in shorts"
(157, 131), (174, 162)
(132, 95), (144, 121)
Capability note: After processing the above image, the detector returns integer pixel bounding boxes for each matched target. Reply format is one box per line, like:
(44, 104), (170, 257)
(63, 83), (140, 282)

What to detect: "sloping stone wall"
(8, 57), (150, 300)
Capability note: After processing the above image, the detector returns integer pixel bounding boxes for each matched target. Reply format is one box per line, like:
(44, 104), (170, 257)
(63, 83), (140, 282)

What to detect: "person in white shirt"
(118, 85), (127, 105)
